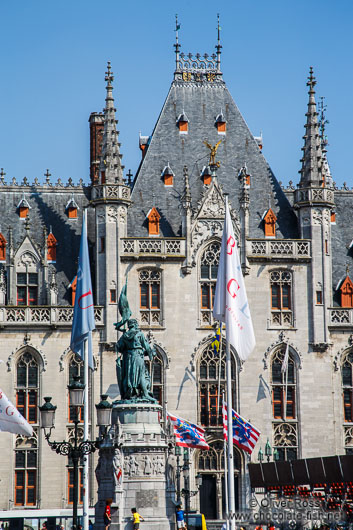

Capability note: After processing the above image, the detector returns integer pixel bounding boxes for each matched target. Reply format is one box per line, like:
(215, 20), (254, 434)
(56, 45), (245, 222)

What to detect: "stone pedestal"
(95, 403), (175, 530)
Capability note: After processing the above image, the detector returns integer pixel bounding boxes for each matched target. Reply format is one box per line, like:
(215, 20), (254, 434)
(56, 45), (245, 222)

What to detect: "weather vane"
(203, 139), (222, 167)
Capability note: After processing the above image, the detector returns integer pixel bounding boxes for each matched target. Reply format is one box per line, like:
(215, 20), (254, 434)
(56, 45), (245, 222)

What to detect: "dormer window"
(139, 135), (150, 159)
(17, 197), (31, 219)
(66, 196), (79, 219)
(215, 112), (226, 134)
(340, 275), (353, 308)
(0, 233), (7, 261)
(263, 208), (277, 238)
(47, 232), (57, 262)
(331, 211), (336, 224)
(161, 164), (174, 186)
(147, 207), (161, 236)
(176, 112), (189, 134)
(201, 166), (212, 186)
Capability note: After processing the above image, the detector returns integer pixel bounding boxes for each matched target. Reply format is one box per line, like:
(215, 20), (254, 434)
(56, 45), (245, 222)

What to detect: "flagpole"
(83, 209), (89, 530)
(217, 324), (223, 421)
(224, 195), (236, 530)
(222, 391), (229, 530)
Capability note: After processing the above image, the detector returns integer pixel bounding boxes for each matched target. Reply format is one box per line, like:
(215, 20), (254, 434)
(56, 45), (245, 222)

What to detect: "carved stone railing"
(121, 238), (186, 258)
(269, 310), (294, 328)
(294, 187), (335, 205)
(328, 308), (353, 327)
(92, 184), (131, 201)
(0, 306), (104, 327)
(247, 239), (311, 261)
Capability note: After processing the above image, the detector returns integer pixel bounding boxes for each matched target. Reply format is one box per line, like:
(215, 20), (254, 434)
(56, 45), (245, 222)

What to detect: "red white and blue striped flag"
(222, 402), (260, 454)
(167, 412), (209, 450)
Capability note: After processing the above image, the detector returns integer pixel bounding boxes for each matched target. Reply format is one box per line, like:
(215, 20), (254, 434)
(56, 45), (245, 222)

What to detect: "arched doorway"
(198, 441), (240, 520)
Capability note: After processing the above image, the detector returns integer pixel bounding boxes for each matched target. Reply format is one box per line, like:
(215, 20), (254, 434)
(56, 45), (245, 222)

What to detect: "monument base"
(95, 402), (175, 530)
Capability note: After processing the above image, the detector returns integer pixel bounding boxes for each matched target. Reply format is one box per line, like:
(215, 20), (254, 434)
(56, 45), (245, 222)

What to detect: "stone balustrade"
(247, 239), (311, 260)
(121, 238), (186, 258)
(0, 306), (104, 327)
(328, 308), (353, 327)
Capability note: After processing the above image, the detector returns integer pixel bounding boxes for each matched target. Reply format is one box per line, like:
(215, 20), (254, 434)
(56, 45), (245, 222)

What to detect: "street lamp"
(273, 447), (280, 461)
(39, 378), (110, 530)
(180, 449), (202, 530)
(265, 438), (272, 463)
(175, 445), (182, 503)
(258, 448), (264, 463)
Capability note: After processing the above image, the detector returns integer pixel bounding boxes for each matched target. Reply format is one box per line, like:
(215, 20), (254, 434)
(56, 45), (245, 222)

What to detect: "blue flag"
(70, 210), (95, 369)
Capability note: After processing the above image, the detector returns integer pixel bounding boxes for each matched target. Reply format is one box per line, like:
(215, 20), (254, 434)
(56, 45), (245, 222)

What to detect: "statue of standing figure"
(114, 279), (157, 403)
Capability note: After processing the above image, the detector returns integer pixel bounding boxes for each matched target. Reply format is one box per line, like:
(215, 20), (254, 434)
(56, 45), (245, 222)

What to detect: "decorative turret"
(294, 68), (334, 211)
(98, 61), (124, 185)
(299, 67), (323, 188)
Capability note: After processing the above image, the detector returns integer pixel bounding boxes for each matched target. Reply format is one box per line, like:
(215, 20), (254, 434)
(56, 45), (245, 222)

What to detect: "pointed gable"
(0, 233), (7, 261)
(263, 208), (277, 237)
(147, 207), (161, 236)
(340, 275), (353, 308)
(47, 232), (57, 262)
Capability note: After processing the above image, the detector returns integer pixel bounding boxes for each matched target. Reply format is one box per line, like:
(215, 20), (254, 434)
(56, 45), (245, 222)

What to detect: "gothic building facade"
(0, 34), (353, 525)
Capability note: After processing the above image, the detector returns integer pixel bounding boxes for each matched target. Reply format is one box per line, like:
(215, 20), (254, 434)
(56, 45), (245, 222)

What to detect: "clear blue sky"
(0, 0), (352, 187)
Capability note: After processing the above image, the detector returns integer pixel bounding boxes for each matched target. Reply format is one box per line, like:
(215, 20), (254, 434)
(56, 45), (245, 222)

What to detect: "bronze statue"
(115, 318), (157, 403)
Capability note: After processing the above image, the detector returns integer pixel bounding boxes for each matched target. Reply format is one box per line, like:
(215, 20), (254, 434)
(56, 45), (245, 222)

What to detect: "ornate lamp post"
(39, 378), (112, 530)
(181, 448), (203, 530)
(258, 447), (264, 463)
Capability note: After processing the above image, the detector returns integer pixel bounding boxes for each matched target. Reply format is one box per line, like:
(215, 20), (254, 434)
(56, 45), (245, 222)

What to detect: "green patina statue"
(114, 280), (157, 403)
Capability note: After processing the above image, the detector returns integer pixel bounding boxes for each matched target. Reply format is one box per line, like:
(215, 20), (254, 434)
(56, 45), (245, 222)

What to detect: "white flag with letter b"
(213, 200), (255, 361)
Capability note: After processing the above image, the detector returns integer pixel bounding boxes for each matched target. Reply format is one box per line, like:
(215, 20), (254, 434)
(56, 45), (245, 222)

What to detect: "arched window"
(270, 270), (293, 327)
(139, 269), (161, 326)
(68, 353), (84, 422)
(145, 352), (164, 405)
(200, 242), (220, 325)
(199, 342), (236, 428)
(271, 346), (298, 461)
(14, 432), (38, 506)
(16, 352), (39, 424)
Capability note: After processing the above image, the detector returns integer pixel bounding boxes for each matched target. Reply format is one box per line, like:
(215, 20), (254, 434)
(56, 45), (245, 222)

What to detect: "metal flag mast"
(224, 195), (236, 530)
(83, 337), (89, 530)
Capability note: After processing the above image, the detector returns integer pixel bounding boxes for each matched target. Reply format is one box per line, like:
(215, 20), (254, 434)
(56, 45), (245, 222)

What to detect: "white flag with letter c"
(213, 200), (255, 361)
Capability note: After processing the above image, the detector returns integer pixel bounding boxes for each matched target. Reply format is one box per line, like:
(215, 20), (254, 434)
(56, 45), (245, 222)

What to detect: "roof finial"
(174, 14), (181, 71)
(216, 13), (222, 72)
(105, 61), (114, 88)
(307, 66), (316, 98)
(346, 264), (350, 277)
(0, 168), (5, 185)
(44, 169), (51, 184)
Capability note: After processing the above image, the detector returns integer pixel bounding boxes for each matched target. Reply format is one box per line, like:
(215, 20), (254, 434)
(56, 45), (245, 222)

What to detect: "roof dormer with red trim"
(66, 196), (79, 219)
(47, 232), (57, 262)
(176, 111), (189, 134)
(147, 207), (161, 236)
(340, 274), (353, 308)
(215, 111), (226, 134)
(263, 208), (277, 238)
(0, 233), (7, 261)
(17, 195), (31, 219)
(161, 164), (174, 186)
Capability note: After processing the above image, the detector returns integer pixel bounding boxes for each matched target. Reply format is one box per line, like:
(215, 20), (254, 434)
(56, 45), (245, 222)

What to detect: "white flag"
(0, 389), (33, 436)
(213, 201), (255, 361)
(281, 342), (289, 374)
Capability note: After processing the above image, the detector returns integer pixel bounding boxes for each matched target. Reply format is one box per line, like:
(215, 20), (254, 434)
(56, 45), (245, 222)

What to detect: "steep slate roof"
(128, 53), (298, 239)
(0, 183), (93, 304)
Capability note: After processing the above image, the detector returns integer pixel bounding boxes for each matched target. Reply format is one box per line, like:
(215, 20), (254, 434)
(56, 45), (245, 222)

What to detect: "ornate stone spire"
(174, 14), (181, 71)
(216, 13), (222, 72)
(299, 67), (323, 188)
(99, 61), (124, 184)
(181, 165), (191, 209)
(318, 96), (333, 188)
